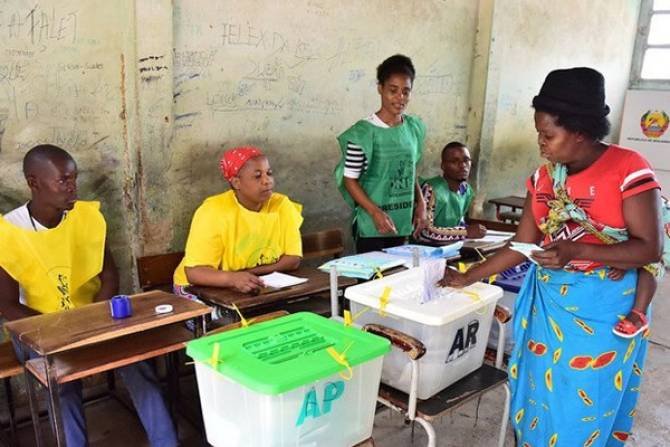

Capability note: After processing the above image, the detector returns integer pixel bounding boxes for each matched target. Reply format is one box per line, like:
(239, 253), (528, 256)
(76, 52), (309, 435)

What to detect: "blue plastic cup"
(110, 295), (132, 319)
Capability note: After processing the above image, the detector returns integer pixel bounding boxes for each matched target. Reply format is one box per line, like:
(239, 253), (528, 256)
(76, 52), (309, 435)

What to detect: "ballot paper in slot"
(420, 258), (447, 304)
(259, 272), (308, 289)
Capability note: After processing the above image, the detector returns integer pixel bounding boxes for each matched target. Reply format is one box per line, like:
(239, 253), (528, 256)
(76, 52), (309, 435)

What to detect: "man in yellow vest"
(0, 145), (177, 447)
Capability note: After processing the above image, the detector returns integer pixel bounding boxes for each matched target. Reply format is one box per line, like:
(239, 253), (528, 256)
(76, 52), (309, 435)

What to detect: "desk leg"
(4, 377), (17, 445)
(22, 348), (42, 447)
(45, 355), (66, 446)
(192, 315), (206, 337)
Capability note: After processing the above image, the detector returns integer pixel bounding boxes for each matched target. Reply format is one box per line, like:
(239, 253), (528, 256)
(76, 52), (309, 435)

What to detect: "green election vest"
(335, 115), (426, 238)
(422, 176), (473, 227)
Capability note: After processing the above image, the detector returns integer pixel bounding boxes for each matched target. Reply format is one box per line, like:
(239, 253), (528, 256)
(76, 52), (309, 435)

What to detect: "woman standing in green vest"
(335, 54), (427, 253)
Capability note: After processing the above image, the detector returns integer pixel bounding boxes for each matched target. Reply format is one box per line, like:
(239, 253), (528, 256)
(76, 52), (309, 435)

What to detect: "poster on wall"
(620, 89), (670, 192)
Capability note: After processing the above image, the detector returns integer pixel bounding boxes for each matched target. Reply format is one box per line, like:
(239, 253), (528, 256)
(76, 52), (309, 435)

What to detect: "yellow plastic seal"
(326, 342), (354, 380)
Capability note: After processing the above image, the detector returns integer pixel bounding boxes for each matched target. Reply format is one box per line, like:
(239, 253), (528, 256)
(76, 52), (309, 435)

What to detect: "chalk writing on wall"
(1, 4), (78, 47)
(139, 55), (168, 84)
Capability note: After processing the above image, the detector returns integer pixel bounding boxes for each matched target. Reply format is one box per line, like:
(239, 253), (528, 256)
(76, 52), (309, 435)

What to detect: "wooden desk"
(488, 196), (525, 223)
(5, 291), (211, 447)
(24, 324), (193, 385)
(6, 291), (210, 356)
(186, 267), (357, 315)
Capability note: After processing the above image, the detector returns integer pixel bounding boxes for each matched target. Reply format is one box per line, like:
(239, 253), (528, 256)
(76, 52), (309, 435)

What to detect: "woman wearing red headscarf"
(173, 147), (303, 296)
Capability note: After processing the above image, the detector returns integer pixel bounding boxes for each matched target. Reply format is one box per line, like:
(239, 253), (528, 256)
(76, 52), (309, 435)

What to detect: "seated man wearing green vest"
(0, 145), (177, 447)
(418, 141), (487, 244)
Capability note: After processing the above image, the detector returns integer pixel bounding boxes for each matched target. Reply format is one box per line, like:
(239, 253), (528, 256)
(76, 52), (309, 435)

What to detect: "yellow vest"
(173, 191), (303, 285)
(0, 201), (106, 314)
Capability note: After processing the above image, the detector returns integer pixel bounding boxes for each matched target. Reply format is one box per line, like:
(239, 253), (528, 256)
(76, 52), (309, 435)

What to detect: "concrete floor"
(10, 275), (670, 447)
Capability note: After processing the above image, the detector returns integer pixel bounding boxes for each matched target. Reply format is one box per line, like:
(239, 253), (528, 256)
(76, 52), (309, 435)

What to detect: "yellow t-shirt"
(0, 201), (105, 314)
(173, 190), (303, 286)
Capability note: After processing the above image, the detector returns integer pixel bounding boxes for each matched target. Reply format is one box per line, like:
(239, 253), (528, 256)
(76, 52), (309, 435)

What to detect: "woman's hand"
(466, 223), (487, 239)
(438, 267), (475, 288)
(229, 272), (265, 293)
(530, 240), (582, 269)
(371, 208), (397, 234)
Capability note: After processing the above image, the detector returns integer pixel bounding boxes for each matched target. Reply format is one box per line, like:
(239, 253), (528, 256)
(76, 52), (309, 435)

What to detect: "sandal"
(613, 309), (649, 339)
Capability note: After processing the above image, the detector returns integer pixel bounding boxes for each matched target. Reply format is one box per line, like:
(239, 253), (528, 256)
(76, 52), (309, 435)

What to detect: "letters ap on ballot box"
(345, 265), (503, 400)
(186, 312), (389, 447)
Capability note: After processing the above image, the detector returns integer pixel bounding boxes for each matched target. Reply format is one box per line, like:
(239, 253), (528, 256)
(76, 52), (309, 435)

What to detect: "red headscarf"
(219, 146), (264, 181)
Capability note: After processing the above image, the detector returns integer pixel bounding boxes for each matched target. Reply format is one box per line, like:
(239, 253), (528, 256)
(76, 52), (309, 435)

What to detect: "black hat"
(532, 67), (610, 117)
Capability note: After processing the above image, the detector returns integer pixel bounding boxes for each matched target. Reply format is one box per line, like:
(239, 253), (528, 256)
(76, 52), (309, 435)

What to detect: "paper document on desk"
(260, 272), (308, 289)
(467, 230), (514, 243)
(318, 252), (407, 279)
(509, 242), (544, 263)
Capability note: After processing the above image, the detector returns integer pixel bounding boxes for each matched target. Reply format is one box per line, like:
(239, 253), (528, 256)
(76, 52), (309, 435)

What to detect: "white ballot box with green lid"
(345, 268), (503, 400)
(186, 312), (390, 447)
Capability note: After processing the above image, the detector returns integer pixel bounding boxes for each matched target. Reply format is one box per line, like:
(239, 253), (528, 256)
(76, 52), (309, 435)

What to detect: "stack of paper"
(319, 251), (407, 279)
(383, 242), (463, 259)
(259, 272), (308, 289)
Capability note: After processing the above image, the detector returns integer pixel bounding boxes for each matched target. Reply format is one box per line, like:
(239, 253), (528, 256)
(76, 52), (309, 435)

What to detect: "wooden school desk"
(186, 266), (357, 321)
(487, 195), (526, 224)
(5, 291), (211, 447)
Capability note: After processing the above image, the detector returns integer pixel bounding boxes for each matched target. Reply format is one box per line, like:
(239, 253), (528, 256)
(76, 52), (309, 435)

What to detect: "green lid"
(186, 312), (390, 395)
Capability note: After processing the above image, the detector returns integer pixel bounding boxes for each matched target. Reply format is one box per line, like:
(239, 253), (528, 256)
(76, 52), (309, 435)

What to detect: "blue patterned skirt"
(509, 265), (648, 446)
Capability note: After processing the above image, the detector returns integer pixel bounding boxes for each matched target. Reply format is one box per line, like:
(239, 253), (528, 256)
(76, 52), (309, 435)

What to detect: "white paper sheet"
(467, 230), (514, 243)
(509, 242), (544, 263)
(259, 272), (308, 289)
(420, 258), (447, 304)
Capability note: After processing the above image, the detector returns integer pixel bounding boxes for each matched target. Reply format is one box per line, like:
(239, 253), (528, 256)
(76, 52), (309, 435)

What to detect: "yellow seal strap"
(379, 286), (392, 317)
(209, 342), (221, 368)
(343, 307), (370, 327)
(488, 274), (497, 284)
(232, 303), (255, 327)
(326, 342), (354, 380)
(374, 267), (384, 279)
(462, 289), (487, 315)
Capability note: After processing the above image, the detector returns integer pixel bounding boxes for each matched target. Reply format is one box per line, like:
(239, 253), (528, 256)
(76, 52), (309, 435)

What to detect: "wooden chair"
(363, 305), (513, 447)
(136, 252), (184, 292)
(0, 340), (25, 446)
(301, 228), (345, 261)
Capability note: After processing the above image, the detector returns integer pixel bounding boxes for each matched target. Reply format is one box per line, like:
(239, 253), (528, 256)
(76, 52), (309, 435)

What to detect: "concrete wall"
(166, 0), (479, 252)
(0, 0), (139, 289)
(473, 0), (641, 216)
(0, 0), (642, 288)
